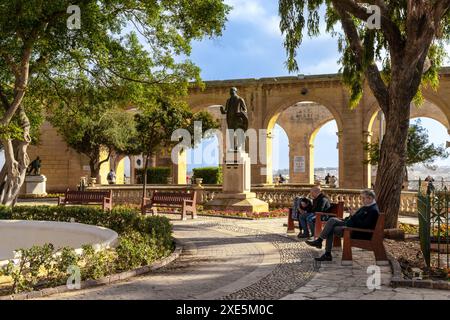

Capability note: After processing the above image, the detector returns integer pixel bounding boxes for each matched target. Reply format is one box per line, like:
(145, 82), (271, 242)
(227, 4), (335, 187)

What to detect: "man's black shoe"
(297, 233), (310, 239)
(315, 253), (332, 262)
(306, 239), (323, 249)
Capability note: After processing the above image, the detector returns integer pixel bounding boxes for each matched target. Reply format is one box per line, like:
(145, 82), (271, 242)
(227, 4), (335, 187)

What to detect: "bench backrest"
(151, 191), (195, 205)
(373, 213), (385, 240)
(329, 202), (344, 218)
(65, 190), (111, 203)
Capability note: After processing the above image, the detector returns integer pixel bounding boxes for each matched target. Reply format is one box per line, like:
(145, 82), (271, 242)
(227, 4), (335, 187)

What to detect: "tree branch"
(0, 85), (11, 111)
(333, 2), (389, 111)
(340, 0), (405, 53)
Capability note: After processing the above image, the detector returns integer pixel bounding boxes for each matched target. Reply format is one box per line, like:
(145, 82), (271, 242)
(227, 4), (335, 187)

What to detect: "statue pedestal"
(25, 175), (47, 196)
(205, 150), (269, 213)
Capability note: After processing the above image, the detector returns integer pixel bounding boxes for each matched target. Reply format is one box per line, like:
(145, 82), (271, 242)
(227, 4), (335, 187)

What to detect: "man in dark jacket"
(298, 186), (331, 238)
(305, 189), (379, 261)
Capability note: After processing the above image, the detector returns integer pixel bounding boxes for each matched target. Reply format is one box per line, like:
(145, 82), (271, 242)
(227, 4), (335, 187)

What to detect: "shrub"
(0, 244), (55, 294)
(0, 205), (174, 294)
(80, 245), (116, 280)
(135, 167), (171, 184)
(115, 231), (156, 271)
(192, 167), (222, 184)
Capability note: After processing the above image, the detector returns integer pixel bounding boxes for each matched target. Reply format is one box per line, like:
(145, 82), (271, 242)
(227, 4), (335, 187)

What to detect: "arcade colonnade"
(26, 70), (450, 192)
(176, 70), (450, 189)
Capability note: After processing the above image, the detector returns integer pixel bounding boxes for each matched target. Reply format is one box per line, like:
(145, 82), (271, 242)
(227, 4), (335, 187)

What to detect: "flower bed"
(0, 205), (173, 295)
(200, 208), (289, 219)
(18, 193), (64, 199)
(385, 224), (450, 284)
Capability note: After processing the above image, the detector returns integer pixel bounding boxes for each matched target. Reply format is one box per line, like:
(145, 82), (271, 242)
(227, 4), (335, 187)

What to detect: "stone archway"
(265, 101), (344, 186)
(167, 103), (225, 185)
(365, 99), (450, 188)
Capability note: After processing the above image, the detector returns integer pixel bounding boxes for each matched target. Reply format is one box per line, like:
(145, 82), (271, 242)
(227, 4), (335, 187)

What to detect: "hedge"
(135, 167), (171, 184)
(0, 205), (173, 294)
(192, 167), (222, 184)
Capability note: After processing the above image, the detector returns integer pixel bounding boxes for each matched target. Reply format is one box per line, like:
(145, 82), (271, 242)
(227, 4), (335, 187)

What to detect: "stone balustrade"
(88, 184), (419, 216)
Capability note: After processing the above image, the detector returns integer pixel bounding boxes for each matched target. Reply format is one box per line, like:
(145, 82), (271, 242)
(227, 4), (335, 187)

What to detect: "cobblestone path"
(41, 216), (450, 300)
(43, 217), (316, 300)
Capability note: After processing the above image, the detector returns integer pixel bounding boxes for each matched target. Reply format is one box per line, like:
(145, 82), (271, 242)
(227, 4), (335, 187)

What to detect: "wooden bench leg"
(342, 231), (353, 266)
(314, 220), (323, 239)
(333, 235), (342, 248)
(374, 242), (389, 265)
(181, 207), (187, 221)
(192, 207), (197, 219)
(287, 209), (295, 234)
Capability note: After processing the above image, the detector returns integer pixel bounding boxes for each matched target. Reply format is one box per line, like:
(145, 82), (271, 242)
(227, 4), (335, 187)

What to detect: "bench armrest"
(315, 212), (337, 218)
(142, 197), (151, 206)
(343, 227), (374, 234)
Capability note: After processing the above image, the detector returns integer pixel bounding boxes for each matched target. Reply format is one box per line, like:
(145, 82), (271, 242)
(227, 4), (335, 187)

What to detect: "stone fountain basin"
(0, 220), (118, 266)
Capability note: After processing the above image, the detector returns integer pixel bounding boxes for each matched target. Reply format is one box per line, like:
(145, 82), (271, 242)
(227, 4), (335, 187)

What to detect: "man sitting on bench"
(305, 189), (379, 262)
(298, 186), (331, 239)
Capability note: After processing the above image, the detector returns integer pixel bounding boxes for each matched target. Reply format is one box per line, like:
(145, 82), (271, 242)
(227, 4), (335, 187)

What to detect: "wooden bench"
(141, 191), (197, 220)
(58, 189), (113, 211)
(287, 201), (344, 239)
(314, 202), (345, 247)
(342, 213), (388, 265)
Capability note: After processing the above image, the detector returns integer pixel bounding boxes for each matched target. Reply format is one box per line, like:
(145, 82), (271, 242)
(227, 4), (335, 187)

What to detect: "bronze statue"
(221, 87), (249, 131)
(221, 87), (249, 151)
(27, 156), (41, 175)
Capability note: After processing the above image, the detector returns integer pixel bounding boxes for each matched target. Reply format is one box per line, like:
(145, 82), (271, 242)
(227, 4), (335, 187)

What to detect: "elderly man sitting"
(305, 189), (380, 262)
(298, 186), (331, 238)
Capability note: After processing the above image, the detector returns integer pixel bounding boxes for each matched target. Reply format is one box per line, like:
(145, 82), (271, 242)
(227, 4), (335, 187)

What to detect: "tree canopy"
(0, 0), (230, 204)
(279, 0), (450, 108)
(279, 0), (450, 228)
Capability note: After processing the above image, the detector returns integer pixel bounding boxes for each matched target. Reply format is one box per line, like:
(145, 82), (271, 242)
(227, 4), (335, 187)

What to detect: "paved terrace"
(37, 216), (448, 300)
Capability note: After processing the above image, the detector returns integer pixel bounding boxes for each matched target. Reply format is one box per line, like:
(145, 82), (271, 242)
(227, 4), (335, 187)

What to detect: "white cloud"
(225, 0), (282, 37)
(445, 44), (450, 65)
(301, 56), (340, 75)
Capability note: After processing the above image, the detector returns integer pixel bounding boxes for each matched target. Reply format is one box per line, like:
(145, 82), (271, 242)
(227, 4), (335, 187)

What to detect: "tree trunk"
(88, 148), (112, 183)
(141, 154), (150, 214)
(375, 99), (411, 229)
(89, 159), (100, 180)
(0, 107), (31, 206)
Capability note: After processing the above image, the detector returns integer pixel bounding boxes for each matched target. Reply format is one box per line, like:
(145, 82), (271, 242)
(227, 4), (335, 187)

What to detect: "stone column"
(363, 131), (373, 188)
(288, 133), (311, 184)
(339, 126), (367, 189)
(337, 131), (344, 188)
(130, 156), (136, 184)
(172, 149), (187, 184)
(447, 129), (450, 149)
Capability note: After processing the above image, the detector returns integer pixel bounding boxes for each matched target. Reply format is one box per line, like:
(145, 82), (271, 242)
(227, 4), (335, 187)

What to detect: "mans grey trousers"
(319, 218), (345, 253)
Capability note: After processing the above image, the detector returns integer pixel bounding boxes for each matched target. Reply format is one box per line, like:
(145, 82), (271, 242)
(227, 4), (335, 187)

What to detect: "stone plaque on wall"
(294, 156), (305, 173)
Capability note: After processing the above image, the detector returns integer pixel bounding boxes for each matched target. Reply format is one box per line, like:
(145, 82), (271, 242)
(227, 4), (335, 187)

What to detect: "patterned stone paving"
(38, 216), (450, 300)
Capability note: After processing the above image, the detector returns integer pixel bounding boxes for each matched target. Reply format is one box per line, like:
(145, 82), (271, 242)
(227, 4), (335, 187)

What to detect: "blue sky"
(186, 0), (450, 172)
(1, 1), (448, 173)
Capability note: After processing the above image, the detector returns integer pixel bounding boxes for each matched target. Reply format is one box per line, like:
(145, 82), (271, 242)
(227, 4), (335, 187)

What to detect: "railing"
(88, 184), (419, 216)
(407, 179), (450, 191)
(418, 185), (449, 269)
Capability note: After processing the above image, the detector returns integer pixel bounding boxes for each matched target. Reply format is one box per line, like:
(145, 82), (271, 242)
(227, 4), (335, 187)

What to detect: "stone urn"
(274, 176), (280, 185)
(195, 178), (203, 186)
(89, 177), (97, 186)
